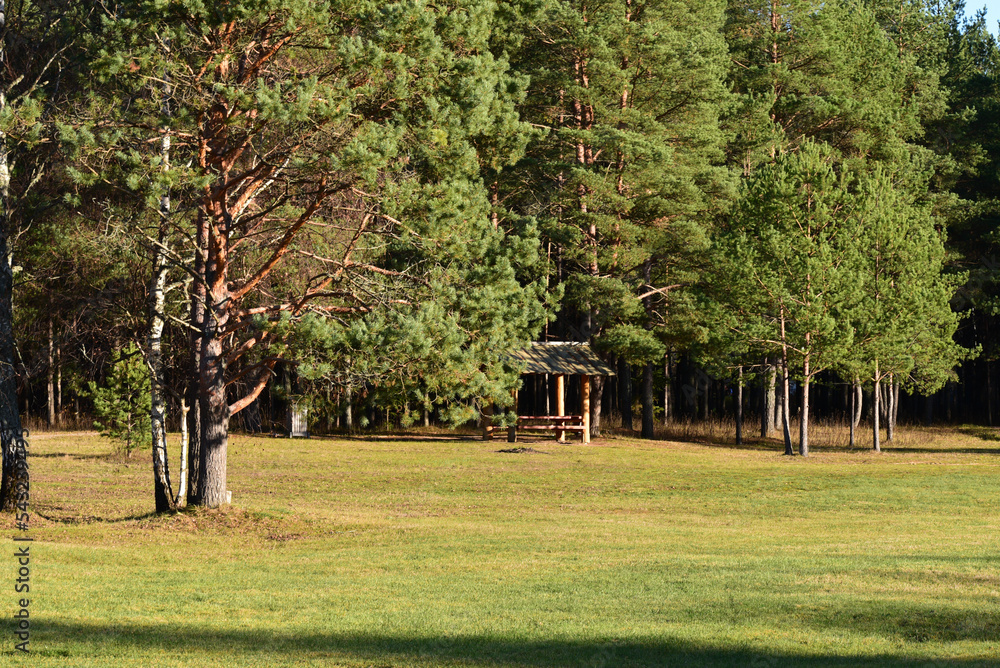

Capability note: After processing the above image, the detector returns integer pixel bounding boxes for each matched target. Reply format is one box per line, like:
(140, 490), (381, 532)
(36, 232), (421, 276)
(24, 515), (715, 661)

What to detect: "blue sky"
(971, 0), (1000, 35)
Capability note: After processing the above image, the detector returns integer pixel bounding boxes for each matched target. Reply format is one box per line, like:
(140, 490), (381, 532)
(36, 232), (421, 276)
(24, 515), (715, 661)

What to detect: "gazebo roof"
(510, 342), (616, 376)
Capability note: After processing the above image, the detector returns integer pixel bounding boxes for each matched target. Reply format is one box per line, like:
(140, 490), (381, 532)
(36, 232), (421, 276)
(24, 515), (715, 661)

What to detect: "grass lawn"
(4, 425), (1000, 666)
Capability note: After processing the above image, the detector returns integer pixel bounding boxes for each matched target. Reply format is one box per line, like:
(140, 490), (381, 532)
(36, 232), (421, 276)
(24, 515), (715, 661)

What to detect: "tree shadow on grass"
(30, 451), (118, 461)
(245, 431), (485, 443)
(870, 446), (1000, 455)
(958, 426), (1000, 442)
(15, 620), (999, 667)
(32, 507), (160, 524)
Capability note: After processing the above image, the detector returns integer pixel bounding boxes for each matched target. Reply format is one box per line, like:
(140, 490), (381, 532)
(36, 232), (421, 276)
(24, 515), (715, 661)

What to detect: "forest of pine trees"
(1, 0), (999, 507)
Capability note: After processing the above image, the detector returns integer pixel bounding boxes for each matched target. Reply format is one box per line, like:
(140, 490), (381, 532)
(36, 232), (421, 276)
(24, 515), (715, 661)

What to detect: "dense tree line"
(0, 0), (998, 509)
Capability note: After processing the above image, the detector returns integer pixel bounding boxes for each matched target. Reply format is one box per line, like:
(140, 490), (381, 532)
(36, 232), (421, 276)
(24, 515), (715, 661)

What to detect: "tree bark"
(736, 366), (743, 445)
(195, 213), (231, 508)
(799, 364), (809, 456)
(663, 352), (672, 425)
(761, 359), (775, 437)
(886, 374), (895, 442)
(47, 317), (54, 427)
(150, 96), (175, 512)
(345, 389), (353, 430)
(149, 230), (174, 511)
(55, 343), (61, 426)
(641, 362), (654, 439)
(175, 398), (189, 506)
(853, 380), (863, 431)
(590, 374), (604, 438)
(186, 211), (207, 506)
(873, 362), (881, 453)
(640, 258), (654, 439)
(780, 310), (793, 456)
(619, 358), (632, 430)
(891, 380), (900, 438)
(849, 379), (856, 447)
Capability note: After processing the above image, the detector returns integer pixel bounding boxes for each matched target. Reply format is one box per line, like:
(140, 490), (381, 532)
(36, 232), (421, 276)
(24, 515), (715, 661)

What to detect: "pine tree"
(840, 162), (969, 451)
(78, 0), (547, 507)
(716, 141), (864, 455)
(88, 343), (151, 457)
(503, 0), (732, 437)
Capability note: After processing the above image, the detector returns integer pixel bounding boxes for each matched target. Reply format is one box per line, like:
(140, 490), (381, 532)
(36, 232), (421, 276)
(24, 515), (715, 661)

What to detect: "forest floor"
(3, 425), (999, 666)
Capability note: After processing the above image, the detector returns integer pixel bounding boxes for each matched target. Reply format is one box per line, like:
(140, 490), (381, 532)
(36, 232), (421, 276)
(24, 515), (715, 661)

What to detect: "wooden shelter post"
(508, 388), (518, 442)
(581, 374), (591, 444)
(556, 374), (566, 442)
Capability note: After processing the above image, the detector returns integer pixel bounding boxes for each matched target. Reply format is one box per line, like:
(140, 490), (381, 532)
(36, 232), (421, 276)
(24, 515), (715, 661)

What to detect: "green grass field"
(4, 425), (1000, 667)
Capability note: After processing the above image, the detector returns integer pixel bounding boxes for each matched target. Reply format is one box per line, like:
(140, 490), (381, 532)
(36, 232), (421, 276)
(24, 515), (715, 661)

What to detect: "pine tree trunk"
(620, 359), (632, 430)
(186, 213), (207, 506)
(987, 361), (993, 426)
(780, 311), (793, 456)
(774, 380), (783, 432)
(196, 288), (229, 507)
(663, 352), (672, 425)
(345, 390), (353, 430)
(761, 359), (775, 437)
(799, 367), (809, 456)
(641, 362), (654, 439)
(701, 374), (710, 422)
(194, 209), (230, 507)
(590, 374), (605, 438)
(640, 259), (653, 439)
(872, 363), (881, 453)
(849, 379), (855, 447)
(736, 366), (743, 445)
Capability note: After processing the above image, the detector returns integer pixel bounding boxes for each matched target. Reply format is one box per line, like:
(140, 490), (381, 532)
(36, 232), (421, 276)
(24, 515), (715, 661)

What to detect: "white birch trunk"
(149, 71), (175, 512)
(175, 398), (189, 506)
(47, 316), (54, 426)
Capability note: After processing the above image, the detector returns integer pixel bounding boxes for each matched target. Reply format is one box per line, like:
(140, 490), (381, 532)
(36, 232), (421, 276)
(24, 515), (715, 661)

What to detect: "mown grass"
(4, 425), (1000, 666)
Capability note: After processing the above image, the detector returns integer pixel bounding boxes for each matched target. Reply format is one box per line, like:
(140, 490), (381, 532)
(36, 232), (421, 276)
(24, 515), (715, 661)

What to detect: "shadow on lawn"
(30, 451), (119, 460)
(21, 621), (999, 667)
(33, 508), (160, 524)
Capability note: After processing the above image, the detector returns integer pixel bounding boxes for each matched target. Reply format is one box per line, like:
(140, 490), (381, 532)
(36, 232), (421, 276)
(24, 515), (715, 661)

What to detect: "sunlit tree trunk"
(47, 317), (54, 427)
(873, 361), (881, 453)
(761, 359), (775, 437)
(780, 309), (793, 456)
(150, 84), (175, 512)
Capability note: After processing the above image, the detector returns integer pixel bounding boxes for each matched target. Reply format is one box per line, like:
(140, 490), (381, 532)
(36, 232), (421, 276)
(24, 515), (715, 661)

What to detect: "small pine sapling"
(87, 343), (151, 457)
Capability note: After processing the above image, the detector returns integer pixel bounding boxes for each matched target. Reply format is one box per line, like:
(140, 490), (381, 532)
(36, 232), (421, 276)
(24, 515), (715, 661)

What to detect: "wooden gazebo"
(483, 342), (615, 444)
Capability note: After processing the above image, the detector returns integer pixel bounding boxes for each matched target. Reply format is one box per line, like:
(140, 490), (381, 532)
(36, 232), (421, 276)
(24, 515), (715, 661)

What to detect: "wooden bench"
(506, 415), (585, 442)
